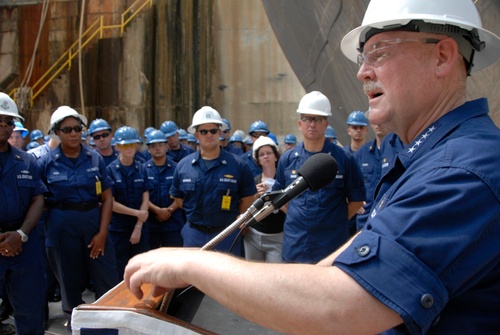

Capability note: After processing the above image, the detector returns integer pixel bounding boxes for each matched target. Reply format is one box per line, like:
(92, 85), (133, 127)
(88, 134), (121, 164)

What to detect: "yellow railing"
(10, 0), (152, 107)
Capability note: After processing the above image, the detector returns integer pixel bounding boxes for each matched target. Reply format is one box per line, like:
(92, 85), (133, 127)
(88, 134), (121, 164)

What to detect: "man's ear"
(434, 38), (461, 78)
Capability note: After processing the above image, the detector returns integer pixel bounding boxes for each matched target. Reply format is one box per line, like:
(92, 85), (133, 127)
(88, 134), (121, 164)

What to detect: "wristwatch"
(16, 229), (29, 242)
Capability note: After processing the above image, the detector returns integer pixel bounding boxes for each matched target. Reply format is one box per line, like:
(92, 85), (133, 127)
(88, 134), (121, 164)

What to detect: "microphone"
(244, 153), (338, 228)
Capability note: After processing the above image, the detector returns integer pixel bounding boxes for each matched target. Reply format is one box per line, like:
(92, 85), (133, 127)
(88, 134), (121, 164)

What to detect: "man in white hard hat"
(0, 92), (47, 334)
(273, 91), (365, 264)
(124, 1), (500, 334)
(169, 106), (256, 256)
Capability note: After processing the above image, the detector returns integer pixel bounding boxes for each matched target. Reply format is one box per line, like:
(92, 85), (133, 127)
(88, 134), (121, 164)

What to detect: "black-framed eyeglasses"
(93, 132), (110, 140)
(300, 116), (326, 124)
(198, 128), (219, 135)
(0, 117), (15, 127)
(59, 125), (83, 134)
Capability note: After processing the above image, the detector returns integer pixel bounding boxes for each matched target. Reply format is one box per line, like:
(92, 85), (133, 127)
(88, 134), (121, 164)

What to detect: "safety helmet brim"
(341, 17), (500, 73)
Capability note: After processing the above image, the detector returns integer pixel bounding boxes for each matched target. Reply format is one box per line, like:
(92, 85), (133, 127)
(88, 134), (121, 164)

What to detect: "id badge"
(95, 176), (102, 195)
(221, 190), (231, 211)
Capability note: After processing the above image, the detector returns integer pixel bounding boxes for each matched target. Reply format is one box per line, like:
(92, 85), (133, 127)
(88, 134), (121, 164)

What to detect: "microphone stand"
(158, 191), (282, 313)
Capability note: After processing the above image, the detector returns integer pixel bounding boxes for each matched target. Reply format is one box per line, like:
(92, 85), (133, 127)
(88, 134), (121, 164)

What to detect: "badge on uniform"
(95, 176), (102, 195)
(221, 189), (231, 211)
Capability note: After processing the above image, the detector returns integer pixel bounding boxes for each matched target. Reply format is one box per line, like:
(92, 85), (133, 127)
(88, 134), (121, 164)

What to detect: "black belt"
(189, 223), (225, 234)
(47, 201), (99, 211)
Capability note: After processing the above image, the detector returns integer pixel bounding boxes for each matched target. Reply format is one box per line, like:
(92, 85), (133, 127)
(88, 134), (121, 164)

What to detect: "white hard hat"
(341, 0), (500, 72)
(48, 106), (87, 136)
(252, 135), (278, 163)
(296, 91), (332, 116)
(0, 92), (24, 121)
(187, 106), (228, 134)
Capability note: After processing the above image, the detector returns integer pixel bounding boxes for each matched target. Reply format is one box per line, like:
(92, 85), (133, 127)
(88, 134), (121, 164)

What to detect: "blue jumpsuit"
(354, 139), (382, 231)
(0, 146), (46, 335)
(107, 159), (152, 278)
(143, 157), (185, 248)
(37, 145), (119, 322)
(334, 99), (500, 334)
(240, 150), (262, 177)
(167, 143), (195, 163)
(170, 150), (256, 256)
(274, 140), (365, 263)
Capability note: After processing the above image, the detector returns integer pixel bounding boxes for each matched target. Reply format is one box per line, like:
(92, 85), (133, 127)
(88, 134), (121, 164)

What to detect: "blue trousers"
(181, 223), (243, 256)
(0, 229), (45, 335)
(45, 208), (119, 321)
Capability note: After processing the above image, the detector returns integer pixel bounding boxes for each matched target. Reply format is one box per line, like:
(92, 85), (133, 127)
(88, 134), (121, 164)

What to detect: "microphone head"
(298, 153), (338, 191)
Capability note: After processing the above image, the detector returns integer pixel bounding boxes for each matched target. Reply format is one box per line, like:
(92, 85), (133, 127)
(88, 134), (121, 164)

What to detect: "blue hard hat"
(187, 133), (197, 143)
(88, 118), (112, 135)
(178, 129), (188, 140)
(229, 134), (243, 143)
(221, 118), (231, 130)
(284, 133), (297, 144)
(160, 121), (179, 138)
(146, 129), (168, 145)
(89, 137), (95, 146)
(44, 135), (50, 143)
(26, 141), (40, 150)
(346, 111), (369, 126)
(13, 121), (29, 138)
(30, 129), (44, 141)
(81, 132), (87, 141)
(114, 126), (140, 145)
(325, 125), (337, 139)
(267, 132), (279, 145)
(248, 120), (270, 135)
(143, 127), (156, 139)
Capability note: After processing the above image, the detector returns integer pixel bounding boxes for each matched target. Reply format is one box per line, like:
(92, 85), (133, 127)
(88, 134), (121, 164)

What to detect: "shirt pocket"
(47, 172), (68, 185)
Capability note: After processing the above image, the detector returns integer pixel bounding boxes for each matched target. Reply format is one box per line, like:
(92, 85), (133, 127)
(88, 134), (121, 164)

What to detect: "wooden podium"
(72, 282), (216, 335)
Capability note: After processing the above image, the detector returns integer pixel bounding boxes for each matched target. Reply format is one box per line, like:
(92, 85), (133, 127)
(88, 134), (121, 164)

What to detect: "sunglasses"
(198, 128), (219, 135)
(117, 143), (136, 150)
(92, 132), (110, 140)
(0, 117), (15, 127)
(59, 125), (83, 134)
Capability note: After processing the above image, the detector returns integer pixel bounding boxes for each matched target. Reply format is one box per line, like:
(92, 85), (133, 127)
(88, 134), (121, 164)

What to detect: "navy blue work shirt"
(274, 139), (365, 263)
(334, 99), (500, 334)
(170, 149), (256, 228)
(1, 146), (47, 227)
(143, 158), (185, 231)
(37, 145), (112, 204)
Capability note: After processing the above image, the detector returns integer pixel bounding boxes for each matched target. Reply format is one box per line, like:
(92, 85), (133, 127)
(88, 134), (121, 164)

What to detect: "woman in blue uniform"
(107, 126), (152, 279)
(143, 129), (185, 249)
(37, 106), (119, 326)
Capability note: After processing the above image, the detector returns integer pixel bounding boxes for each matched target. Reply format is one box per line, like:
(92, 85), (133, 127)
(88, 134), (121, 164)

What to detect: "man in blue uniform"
(124, 1), (500, 334)
(342, 111), (369, 155)
(87, 118), (118, 166)
(220, 118), (244, 156)
(0, 93), (46, 335)
(170, 106), (256, 256)
(274, 91), (365, 263)
(160, 121), (195, 163)
(143, 129), (185, 248)
(354, 122), (390, 230)
(240, 120), (269, 177)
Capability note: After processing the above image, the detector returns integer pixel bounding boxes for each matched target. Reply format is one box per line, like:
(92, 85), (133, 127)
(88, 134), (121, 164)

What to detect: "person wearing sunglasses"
(0, 93), (47, 335)
(160, 120), (195, 163)
(169, 106), (256, 256)
(37, 106), (119, 328)
(87, 118), (118, 167)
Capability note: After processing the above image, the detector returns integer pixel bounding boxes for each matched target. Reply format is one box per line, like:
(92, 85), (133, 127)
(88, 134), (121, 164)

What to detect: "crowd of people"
(1, 0), (499, 334)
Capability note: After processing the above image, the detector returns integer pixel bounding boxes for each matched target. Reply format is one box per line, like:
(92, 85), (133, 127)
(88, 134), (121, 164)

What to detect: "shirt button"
(356, 245), (370, 257)
(421, 294), (434, 308)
